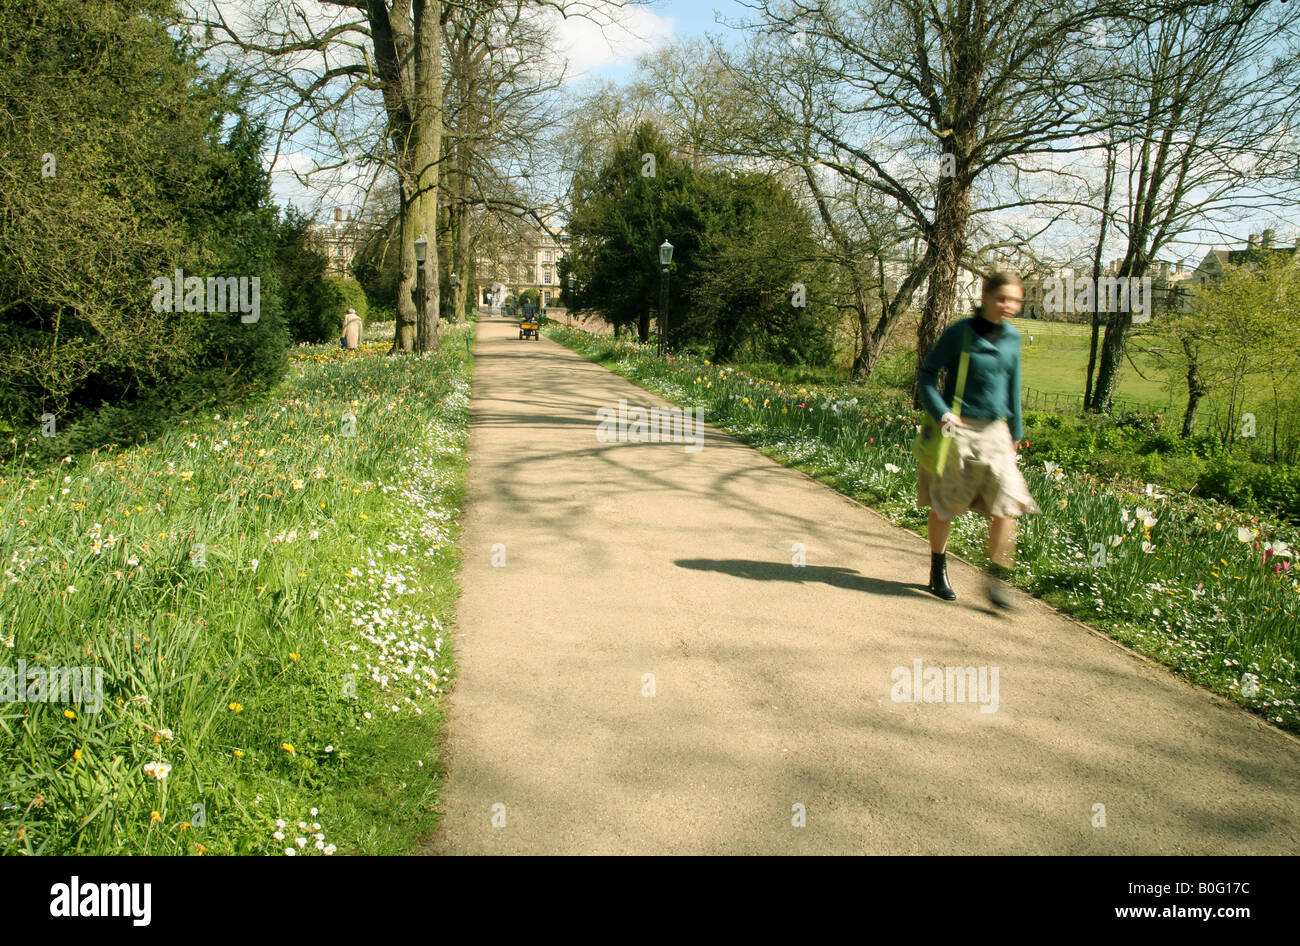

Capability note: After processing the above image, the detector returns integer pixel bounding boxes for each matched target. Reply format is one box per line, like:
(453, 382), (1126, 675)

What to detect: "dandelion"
(73, 749), (83, 761)
(151, 811), (162, 823)
(228, 702), (243, 712)
(281, 743), (295, 755)
(288, 653), (300, 661)
(63, 709), (75, 719)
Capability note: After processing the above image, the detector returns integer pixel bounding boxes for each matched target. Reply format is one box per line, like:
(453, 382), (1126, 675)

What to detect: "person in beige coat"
(341, 308), (363, 350)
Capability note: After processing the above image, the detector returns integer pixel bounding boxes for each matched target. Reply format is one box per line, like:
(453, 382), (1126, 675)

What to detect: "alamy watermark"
(890, 659), (999, 713)
(595, 398), (705, 453)
(1, 662), (103, 713)
(151, 268), (260, 323)
(1041, 274), (1152, 323)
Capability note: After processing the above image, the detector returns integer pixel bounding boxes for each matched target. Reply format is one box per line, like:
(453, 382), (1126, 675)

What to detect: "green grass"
(0, 322), (472, 855)
(1017, 321), (1172, 412)
(548, 323), (1300, 734)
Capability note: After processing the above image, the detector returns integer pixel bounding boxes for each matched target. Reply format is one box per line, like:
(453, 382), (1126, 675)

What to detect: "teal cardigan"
(918, 316), (1024, 440)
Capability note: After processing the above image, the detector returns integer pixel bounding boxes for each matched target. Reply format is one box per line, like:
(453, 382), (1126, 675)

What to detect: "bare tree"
(1085, 1), (1300, 411)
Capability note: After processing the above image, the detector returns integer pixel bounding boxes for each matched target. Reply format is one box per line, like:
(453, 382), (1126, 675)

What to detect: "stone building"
(473, 221), (571, 308)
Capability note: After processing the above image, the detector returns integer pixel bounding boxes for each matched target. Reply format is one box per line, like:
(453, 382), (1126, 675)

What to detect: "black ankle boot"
(928, 552), (956, 600)
(986, 563), (1018, 611)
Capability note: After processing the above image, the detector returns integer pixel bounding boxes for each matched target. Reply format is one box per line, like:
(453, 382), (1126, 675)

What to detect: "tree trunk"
(1091, 307), (1133, 413)
(913, 174), (971, 406)
(1181, 346), (1205, 438)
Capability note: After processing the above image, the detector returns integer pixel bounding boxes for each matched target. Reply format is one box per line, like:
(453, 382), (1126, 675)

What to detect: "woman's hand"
(940, 412), (963, 436)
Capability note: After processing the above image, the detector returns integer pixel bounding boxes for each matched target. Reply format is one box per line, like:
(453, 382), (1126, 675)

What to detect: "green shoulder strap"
(951, 327), (972, 418)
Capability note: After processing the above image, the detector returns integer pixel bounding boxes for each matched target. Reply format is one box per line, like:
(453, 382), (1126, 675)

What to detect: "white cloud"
(545, 5), (675, 80)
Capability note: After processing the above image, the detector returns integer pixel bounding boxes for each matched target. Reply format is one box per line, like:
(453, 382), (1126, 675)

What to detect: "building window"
(544, 250), (552, 262)
(543, 268), (551, 284)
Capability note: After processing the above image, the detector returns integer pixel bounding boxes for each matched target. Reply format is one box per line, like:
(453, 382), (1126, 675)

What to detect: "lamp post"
(449, 271), (458, 324)
(658, 239), (673, 355)
(413, 233), (428, 345)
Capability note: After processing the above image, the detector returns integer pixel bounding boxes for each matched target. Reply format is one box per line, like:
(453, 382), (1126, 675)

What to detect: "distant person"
(916, 271), (1039, 610)
(341, 307), (363, 350)
(521, 299), (537, 321)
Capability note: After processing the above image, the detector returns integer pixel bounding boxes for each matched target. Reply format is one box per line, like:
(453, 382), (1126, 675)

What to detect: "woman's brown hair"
(983, 271), (1023, 294)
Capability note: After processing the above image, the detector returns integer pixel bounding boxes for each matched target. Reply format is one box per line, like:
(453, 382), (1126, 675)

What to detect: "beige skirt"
(916, 417), (1040, 521)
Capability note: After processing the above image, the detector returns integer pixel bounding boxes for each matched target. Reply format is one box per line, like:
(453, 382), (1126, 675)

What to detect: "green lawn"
(1015, 320), (1174, 414)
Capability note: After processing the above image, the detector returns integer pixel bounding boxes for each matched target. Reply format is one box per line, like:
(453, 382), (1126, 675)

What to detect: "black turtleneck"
(970, 312), (1002, 340)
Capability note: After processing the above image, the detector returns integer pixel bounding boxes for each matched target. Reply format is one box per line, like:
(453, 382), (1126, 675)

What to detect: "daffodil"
(143, 761), (172, 780)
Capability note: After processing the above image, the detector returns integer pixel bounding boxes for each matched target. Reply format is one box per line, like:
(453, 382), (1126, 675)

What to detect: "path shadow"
(675, 558), (930, 599)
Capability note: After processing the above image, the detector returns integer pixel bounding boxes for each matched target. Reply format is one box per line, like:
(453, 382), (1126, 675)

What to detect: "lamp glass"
(659, 240), (673, 266)
(414, 233), (428, 263)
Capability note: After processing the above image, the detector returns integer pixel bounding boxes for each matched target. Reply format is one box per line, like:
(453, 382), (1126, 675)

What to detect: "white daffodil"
(1141, 540), (1155, 554)
(1237, 526), (1254, 543)
(1108, 534), (1123, 547)
(143, 761), (172, 781)
(1120, 509), (1130, 523)
(884, 463), (901, 474)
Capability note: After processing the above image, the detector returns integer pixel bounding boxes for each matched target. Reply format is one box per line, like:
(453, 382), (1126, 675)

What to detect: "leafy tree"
(0, 0), (290, 453)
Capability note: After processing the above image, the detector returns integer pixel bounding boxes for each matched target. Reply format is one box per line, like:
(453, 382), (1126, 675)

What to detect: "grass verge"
(0, 322), (472, 855)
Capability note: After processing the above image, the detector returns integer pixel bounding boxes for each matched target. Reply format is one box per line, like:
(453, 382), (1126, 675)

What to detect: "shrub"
(315, 275), (369, 342)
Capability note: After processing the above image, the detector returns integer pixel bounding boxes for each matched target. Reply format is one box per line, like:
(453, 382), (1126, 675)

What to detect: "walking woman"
(917, 271), (1039, 610)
